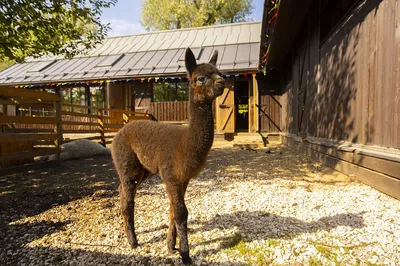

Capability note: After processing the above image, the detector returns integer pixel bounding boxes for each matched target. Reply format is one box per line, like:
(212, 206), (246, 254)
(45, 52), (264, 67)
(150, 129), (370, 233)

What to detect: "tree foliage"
(153, 82), (188, 102)
(0, 0), (116, 62)
(0, 56), (14, 71)
(141, 0), (253, 31)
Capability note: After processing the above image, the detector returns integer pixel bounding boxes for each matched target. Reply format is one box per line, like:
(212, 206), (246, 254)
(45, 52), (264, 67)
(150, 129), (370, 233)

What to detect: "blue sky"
(101, 0), (264, 37)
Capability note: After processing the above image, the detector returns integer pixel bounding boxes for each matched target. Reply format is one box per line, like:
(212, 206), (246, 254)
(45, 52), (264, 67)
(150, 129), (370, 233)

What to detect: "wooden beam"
(0, 87), (60, 101)
(103, 123), (123, 129)
(0, 116), (57, 124)
(62, 129), (99, 134)
(62, 121), (98, 126)
(61, 111), (98, 119)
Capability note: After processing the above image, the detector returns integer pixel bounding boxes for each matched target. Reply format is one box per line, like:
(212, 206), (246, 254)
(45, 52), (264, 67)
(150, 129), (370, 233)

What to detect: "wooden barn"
(0, 22), (282, 136)
(259, 0), (400, 199)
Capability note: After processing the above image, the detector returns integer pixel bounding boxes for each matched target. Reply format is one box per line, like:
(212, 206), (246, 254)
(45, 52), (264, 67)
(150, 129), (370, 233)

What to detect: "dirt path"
(1, 143), (399, 265)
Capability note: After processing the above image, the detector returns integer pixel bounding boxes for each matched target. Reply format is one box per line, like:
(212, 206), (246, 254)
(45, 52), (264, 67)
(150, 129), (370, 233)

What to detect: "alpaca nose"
(215, 77), (225, 86)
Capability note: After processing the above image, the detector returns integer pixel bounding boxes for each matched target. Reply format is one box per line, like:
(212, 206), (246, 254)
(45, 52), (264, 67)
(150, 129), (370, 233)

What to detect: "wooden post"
(98, 108), (106, 147)
(53, 100), (62, 160)
(1, 104), (7, 133)
(252, 73), (259, 133)
(123, 112), (129, 125)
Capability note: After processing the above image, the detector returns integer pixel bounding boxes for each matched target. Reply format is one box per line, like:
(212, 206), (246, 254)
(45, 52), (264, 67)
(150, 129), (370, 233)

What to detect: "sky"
(101, 0), (264, 37)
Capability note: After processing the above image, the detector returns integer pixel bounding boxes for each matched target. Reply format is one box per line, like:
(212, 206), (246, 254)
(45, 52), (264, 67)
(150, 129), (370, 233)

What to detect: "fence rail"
(0, 87), (152, 173)
(0, 88), (62, 174)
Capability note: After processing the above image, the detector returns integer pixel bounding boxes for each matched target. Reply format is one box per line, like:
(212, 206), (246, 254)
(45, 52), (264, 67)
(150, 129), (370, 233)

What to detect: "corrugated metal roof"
(0, 22), (261, 85)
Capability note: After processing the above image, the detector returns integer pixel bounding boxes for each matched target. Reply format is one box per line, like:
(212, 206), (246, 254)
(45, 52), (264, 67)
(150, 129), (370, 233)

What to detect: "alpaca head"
(185, 48), (225, 103)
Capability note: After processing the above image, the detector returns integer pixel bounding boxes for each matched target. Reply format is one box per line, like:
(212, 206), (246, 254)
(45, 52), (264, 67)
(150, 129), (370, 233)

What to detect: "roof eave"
(264, 0), (316, 69)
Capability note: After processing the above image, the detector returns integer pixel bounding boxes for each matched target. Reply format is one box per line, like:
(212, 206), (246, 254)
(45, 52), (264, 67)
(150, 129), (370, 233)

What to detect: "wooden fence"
(0, 87), (151, 174)
(150, 101), (188, 122)
(60, 103), (151, 145)
(0, 87), (62, 175)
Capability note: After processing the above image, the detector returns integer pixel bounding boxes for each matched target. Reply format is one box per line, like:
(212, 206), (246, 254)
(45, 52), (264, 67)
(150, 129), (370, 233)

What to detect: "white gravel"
(1, 142), (400, 266)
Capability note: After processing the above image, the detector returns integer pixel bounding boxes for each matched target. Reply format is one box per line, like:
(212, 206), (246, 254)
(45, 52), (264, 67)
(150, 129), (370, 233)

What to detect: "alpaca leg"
(167, 201), (178, 254)
(113, 146), (145, 249)
(167, 181), (189, 254)
(166, 182), (192, 265)
(119, 168), (144, 249)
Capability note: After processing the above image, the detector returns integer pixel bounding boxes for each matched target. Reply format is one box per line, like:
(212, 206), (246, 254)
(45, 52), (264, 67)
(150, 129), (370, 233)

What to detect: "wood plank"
(0, 116), (57, 124)
(104, 129), (119, 133)
(302, 140), (400, 180)
(62, 121), (98, 126)
(61, 103), (101, 110)
(62, 129), (100, 134)
(0, 133), (57, 144)
(33, 140), (55, 146)
(0, 98), (54, 107)
(53, 101), (62, 160)
(0, 87), (60, 101)
(9, 128), (55, 133)
(0, 159), (61, 176)
(104, 123), (123, 129)
(63, 136), (101, 143)
(0, 147), (60, 162)
(61, 111), (98, 119)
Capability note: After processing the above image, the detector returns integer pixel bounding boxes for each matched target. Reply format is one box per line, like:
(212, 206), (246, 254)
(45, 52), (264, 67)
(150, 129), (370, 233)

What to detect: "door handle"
(219, 104), (229, 109)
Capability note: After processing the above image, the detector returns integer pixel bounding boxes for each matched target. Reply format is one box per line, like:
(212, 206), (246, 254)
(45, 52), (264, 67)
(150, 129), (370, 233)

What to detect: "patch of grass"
(222, 233), (272, 265)
(309, 255), (323, 266)
(267, 238), (280, 248)
(222, 232), (243, 249)
(314, 244), (345, 266)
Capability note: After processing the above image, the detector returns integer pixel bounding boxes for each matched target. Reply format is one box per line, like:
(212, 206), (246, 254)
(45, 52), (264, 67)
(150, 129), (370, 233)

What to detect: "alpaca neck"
(184, 99), (215, 155)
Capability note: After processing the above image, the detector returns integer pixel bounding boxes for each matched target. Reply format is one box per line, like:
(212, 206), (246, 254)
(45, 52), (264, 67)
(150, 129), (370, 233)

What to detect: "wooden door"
(216, 86), (235, 133)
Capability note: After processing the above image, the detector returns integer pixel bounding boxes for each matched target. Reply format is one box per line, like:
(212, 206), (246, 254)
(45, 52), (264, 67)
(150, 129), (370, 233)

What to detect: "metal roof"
(0, 22), (261, 85)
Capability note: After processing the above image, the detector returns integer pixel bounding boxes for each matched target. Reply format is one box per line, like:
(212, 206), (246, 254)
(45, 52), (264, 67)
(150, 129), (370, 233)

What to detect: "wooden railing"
(0, 87), (62, 175)
(0, 87), (152, 173)
(60, 104), (152, 145)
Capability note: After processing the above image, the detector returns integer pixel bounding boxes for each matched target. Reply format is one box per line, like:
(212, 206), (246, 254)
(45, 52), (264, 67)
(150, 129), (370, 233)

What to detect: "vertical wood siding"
(281, 0), (399, 149)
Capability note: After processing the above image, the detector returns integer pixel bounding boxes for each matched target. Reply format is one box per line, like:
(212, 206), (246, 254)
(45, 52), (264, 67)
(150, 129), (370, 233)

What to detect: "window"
(60, 86), (105, 113)
(26, 60), (56, 73)
(96, 54), (124, 68)
(90, 86), (106, 108)
(153, 82), (189, 102)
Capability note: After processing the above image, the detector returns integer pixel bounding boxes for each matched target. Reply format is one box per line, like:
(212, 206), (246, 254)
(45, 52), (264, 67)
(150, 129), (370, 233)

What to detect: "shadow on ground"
(0, 144), (358, 265)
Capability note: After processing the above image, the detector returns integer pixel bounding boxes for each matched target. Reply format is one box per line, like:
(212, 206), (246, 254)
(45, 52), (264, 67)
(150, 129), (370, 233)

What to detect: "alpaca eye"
(196, 76), (206, 83)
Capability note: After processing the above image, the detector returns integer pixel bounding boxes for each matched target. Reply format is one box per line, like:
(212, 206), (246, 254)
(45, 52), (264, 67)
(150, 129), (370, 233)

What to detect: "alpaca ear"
(209, 50), (218, 66)
(185, 48), (197, 77)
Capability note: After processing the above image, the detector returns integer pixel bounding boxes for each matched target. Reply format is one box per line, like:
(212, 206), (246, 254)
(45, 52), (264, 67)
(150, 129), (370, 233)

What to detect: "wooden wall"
(281, 0), (399, 149)
(278, 0), (400, 199)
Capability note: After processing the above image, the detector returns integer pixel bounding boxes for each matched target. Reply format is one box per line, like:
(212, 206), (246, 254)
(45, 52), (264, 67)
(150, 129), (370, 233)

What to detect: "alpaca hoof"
(168, 247), (179, 254)
(128, 238), (139, 249)
(129, 242), (140, 249)
(182, 256), (193, 265)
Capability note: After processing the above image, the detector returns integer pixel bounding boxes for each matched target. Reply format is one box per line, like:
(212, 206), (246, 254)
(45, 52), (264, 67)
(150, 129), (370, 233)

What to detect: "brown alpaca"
(111, 48), (224, 265)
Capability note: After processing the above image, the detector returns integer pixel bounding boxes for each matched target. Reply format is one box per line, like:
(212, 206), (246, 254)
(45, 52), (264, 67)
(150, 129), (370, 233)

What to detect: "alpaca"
(111, 48), (224, 264)
(39, 139), (111, 161)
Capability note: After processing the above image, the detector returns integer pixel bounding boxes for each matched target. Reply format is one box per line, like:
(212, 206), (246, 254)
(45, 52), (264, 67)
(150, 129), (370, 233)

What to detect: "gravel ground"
(1, 142), (400, 266)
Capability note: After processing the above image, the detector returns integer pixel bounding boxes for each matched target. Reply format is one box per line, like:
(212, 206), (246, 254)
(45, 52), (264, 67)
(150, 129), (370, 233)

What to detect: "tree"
(0, 0), (117, 62)
(0, 57), (14, 71)
(141, 0), (253, 31)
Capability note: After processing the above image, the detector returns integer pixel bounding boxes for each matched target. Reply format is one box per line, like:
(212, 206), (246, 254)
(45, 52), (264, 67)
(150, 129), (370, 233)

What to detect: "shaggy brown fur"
(111, 48), (224, 265)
